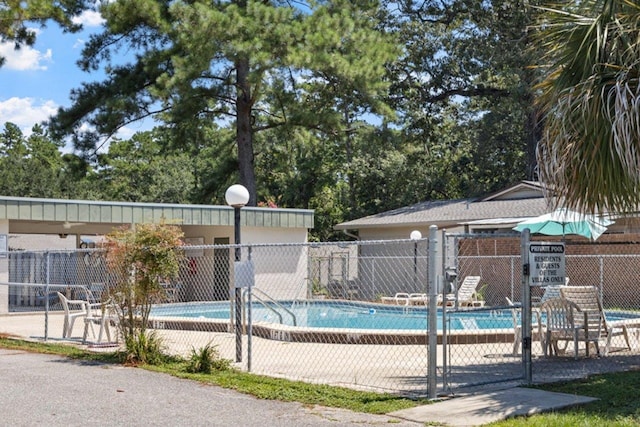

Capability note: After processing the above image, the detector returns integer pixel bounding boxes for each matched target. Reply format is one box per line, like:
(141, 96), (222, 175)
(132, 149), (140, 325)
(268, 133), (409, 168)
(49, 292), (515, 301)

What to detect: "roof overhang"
(460, 217), (532, 226)
(0, 196), (314, 234)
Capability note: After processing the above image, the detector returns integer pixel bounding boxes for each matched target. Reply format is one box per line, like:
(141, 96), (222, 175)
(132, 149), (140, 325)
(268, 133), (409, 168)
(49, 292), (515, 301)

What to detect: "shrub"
(105, 222), (184, 364)
(122, 330), (166, 366)
(186, 342), (232, 374)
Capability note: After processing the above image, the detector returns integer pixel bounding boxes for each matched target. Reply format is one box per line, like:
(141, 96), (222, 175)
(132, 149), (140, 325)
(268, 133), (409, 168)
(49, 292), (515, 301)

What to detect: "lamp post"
(225, 184), (250, 363)
(410, 230), (422, 289)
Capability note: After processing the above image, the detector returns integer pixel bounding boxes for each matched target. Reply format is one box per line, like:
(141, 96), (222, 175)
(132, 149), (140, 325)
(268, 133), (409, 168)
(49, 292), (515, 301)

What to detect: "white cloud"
(72, 10), (105, 27)
(0, 97), (58, 135)
(0, 42), (53, 71)
(115, 126), (137, 140)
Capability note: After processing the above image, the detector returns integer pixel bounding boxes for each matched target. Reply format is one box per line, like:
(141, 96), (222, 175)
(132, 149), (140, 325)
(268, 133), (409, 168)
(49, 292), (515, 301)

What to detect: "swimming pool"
(149, 300), (638, 345)
(150, 300), (513, 332)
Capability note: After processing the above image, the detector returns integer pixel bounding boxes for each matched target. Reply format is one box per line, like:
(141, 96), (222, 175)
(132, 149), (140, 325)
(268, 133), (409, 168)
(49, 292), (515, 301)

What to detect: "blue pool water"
(150, 301), (517, 331)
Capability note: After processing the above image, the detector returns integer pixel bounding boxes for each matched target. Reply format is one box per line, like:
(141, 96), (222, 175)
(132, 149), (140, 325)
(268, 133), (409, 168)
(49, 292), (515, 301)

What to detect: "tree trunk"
(526, 105), (542, 181)
(235, 56), (257, 206)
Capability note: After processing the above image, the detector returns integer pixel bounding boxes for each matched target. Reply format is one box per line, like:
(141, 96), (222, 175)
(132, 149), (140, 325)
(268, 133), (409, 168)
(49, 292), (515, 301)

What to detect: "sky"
(0, 10), (143, 144)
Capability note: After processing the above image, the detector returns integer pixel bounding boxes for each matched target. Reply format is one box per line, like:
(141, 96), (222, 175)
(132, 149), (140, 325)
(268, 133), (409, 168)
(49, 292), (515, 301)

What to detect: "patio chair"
(456, 276), (484, 307)
(539, 297), (603, 359)
(83, 298), (120, 344)
(506, 297), (544, 355)
(161, 281), (181, 303)
(533, 277), (569, 307)
(560, 285), (638, 355)
(57, 292), (90, 338)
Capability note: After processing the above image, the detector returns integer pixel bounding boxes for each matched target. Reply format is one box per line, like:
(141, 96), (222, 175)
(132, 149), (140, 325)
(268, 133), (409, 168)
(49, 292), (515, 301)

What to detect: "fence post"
(440, 229), (448, 393)
(510, 257), (515, 301)
(428, 225), (438, 398)
(44, 251), (50, 341)
(521, 229), (532, 384)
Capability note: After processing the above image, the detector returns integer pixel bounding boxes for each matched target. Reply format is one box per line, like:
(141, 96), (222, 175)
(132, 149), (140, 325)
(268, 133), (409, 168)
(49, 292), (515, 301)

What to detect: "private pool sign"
(528, 242), (565, 286)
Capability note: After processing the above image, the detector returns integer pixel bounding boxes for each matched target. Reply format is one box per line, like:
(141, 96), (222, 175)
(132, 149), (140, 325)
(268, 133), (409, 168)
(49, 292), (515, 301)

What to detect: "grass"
(2, 335), (640, 425)
(489, 370), (640, 426)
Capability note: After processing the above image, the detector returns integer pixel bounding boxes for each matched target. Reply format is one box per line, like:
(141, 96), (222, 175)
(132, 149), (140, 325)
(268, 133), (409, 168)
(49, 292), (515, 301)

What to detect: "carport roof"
(0, 196), (314, 229)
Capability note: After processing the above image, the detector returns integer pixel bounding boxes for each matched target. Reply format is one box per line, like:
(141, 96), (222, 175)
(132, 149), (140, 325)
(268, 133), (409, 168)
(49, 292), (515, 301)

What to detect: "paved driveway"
(0, 349), (422, 426)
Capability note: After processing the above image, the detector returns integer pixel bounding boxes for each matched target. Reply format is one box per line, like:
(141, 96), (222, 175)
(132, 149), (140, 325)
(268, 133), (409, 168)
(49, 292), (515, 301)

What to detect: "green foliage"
(122, 330), (166, 366)
(0, 0), (552, 239)
(0, 123), (66, 198)
(97, 131), (196, 203)
(0, 0), (88, 67)
(105, 222), (184, 364)
(382, 0), (536, 192)
(50, 0), (399, 206)
(492, 370), (640, 426)
(534, 0), (640, 214)
(180, 369), (422, 415)
(186, 342), (231, 374)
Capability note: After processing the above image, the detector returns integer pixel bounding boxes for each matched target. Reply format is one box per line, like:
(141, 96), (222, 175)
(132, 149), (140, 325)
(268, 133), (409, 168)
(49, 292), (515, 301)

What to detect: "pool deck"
(3, 311), (640, 389)
(0, 311), (520, 393)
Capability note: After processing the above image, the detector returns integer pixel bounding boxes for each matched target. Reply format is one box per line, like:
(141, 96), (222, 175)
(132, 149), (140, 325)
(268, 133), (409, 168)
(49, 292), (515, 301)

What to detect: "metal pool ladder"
(246, 287), (297, 326)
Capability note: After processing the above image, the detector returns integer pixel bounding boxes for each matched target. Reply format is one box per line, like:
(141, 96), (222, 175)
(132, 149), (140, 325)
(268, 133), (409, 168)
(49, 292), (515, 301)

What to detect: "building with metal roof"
(0, 195), (313, 246)
(0, 196), (314, 312)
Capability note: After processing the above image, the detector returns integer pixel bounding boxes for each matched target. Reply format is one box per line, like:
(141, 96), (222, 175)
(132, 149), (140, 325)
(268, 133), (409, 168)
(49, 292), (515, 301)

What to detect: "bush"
(186, 342), (232, 374)
(122, 330), (166, 365)
(104, 222), (184, 365)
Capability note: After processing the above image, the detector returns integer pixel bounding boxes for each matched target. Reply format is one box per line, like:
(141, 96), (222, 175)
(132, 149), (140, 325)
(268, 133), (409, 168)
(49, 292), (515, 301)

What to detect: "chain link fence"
(3, 233), (640, 396)
(4, 239), (437, 395)
(444, 232), (640, 391)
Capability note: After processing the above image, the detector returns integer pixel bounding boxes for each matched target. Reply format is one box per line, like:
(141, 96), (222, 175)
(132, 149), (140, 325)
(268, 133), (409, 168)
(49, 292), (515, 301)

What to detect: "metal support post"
(521, 229), (532, 384)
(428, 225), (438, 399)
(234, 206), (242, 363)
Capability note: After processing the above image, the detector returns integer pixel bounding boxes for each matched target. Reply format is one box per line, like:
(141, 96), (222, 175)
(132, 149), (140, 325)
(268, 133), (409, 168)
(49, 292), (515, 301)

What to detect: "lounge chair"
(380, 293), (411, 305)
(456, 276), (484, 307)
(408, 293), (429, 305)
(539, 297), (603, 359)
(560, 285), (639, 355)
(380, 292), (444, 306)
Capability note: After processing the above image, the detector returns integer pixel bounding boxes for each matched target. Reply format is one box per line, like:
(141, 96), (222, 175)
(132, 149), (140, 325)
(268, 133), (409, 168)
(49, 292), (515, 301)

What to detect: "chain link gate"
(442, 232), (525, 393)
(442, 231), (640, 392)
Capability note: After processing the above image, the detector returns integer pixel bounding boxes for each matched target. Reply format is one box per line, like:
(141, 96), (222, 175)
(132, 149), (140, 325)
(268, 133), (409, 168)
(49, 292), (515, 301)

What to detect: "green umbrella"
(513, 208), (613, 241)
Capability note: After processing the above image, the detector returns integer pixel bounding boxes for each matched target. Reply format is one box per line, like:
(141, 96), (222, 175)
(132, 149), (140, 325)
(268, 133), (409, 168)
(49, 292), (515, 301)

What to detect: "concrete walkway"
(391, 388), (598, 426)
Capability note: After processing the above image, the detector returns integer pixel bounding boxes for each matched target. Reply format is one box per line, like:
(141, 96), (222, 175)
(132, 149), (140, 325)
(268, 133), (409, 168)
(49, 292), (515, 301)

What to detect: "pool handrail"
(249, 287), (297, 327)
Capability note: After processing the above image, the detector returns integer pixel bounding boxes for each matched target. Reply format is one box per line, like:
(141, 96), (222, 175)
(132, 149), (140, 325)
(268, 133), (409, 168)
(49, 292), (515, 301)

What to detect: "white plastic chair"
(506, 297), (543, 355)
(83, 299), (119, 344)
(57, 292), (89, 338)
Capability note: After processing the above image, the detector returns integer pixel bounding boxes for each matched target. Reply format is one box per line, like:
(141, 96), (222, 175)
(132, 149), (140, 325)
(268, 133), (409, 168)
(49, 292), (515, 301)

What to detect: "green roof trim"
(0, 196), (314, 229)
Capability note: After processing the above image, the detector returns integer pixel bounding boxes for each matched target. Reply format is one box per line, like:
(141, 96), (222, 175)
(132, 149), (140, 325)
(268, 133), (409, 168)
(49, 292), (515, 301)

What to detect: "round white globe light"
(410, 230), (422, 240)
(225, 184), (250, 208)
